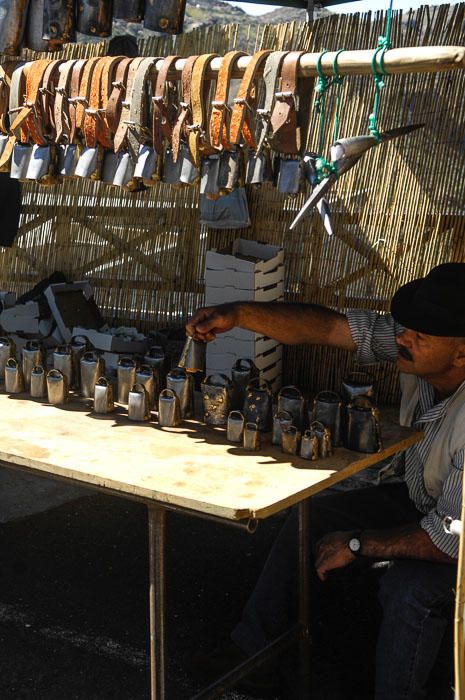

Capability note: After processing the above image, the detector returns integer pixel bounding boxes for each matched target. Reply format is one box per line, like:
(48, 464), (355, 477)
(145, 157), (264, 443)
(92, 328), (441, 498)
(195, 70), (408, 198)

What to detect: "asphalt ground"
(0, 482), (455, 700)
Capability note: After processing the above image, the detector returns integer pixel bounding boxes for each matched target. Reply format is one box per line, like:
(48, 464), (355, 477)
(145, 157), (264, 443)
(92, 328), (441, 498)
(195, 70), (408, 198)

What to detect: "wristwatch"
(348, 531), (363, 557)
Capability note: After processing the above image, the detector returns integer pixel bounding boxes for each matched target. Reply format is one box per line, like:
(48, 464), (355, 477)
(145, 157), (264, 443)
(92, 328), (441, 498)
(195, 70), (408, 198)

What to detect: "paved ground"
(0, 468), (455, 700)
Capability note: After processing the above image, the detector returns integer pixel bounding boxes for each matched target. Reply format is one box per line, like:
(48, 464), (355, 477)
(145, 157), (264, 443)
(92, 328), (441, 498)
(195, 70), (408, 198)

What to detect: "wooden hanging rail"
(161, 46), (465, 80)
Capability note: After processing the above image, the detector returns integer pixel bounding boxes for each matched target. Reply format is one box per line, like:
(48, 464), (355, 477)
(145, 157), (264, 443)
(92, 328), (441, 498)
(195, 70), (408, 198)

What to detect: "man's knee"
(378, 559), (455, 617)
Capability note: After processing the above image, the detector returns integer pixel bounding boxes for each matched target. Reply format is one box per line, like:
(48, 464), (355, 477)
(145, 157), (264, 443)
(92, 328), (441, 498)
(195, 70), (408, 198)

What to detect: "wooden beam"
(160, 46), (465, 79)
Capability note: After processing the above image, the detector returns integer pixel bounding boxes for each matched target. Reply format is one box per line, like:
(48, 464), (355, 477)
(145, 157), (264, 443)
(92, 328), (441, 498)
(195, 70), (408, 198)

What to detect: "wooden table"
(0, 394), (422, 699)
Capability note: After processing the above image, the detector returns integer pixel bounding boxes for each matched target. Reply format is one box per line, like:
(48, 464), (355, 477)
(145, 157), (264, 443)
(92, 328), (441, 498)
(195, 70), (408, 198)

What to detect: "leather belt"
(83, 56), (123, 149)
(0, 61), (15, 135)
(98, 55), (125, 148)
(67, 59), (87, 143)
(10, 59), (51, 145)
(152, 54), (180, 156)
(187, 52), (218, 166)
(113, 56), (145, 153)
(106, 56), (132, 134)
(126, 56), (158, 160)
(171, 55), (198, 163)
(39, 59), (64, 143)
(229, 49), (271, 149)
(209, 50), (245, 152)
(270, 51), (312, 155)
(54, 59), (78, 144)
(255, 51), (288, 154)
(74, 56), (101, 140)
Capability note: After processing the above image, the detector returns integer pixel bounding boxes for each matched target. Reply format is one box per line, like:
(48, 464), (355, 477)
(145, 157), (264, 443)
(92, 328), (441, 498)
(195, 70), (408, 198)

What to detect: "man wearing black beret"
(187, 263), (464, 699)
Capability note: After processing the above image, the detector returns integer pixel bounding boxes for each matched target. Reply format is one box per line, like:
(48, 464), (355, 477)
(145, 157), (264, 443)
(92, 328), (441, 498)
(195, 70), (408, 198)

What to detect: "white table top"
(0, 393), (422, 520)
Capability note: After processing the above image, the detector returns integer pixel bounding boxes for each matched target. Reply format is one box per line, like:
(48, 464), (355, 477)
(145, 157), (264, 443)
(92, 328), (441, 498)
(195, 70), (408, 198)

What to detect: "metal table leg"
(148, 505), (166, 700)
(298, 498), (311, 698)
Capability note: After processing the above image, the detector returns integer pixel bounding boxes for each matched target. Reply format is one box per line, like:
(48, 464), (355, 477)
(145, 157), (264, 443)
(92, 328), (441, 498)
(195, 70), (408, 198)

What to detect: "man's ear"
(453, 340), (465, 367)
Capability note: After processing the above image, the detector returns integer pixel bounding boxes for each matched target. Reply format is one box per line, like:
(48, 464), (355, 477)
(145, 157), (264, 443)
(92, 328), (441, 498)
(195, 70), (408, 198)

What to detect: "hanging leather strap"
(229, 49), (271, 149)
(98, 55), (125, 148)
(255, 50), (288, 154)
(39, 59), (64, 141)
(67, 58), (86, 144)
(54, 59), (78, 144)
(10, 59), (51, 144)
(105, 56), (132, 134)
(209, 50), (245, 152)
(113, 56), (145, 153)
(270, 51), (313, 155)
(74, 57), (101, 138)
(187, 52), (218, 166)
(171, 55), (198, 163)
(83, 56), (123, 149)
(152, 54), (180, 156)
(0, 61), (15, 135)
(125, 56), (158, 160)
(2, 61), (27, 166)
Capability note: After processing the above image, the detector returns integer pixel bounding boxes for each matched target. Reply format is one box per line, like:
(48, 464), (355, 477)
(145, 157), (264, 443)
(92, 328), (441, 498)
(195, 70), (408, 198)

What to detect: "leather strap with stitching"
(126, 56), (158, 161)
(98, 55), (125, 148)
(171, 55), (198, 163)
(255, 51), (288, 155)
(67, 58), (86, 143)
(106, 56), (132, 134)
(74, 57), (101, 139)
(54, 59), (78, 144)
(187, 53), (218, 166)
(10, 59), (51, 145)
(0, 61), (15, 135)
(152, 55), (180, 156)
(39, 59), (64, 142)
(270, 51), (313, 155)
(209, 50), (245, 152)
(229, 49), (271, 149)
(113, 56), (145, 153)
(83, 56), (123, 149)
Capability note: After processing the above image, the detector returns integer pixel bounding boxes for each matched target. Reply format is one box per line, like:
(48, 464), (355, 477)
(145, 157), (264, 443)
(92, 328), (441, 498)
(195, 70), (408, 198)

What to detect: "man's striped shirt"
(347, 310), (463, 558)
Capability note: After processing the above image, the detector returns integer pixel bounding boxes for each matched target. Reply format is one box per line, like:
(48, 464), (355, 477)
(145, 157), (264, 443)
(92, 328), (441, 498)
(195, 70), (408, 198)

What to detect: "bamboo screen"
(5, 3), (465, 404)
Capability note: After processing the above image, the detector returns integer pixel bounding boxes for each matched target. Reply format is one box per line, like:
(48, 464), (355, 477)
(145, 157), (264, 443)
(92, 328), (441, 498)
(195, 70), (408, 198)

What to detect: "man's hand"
(186, 304), (239, 342)
(314, 531), (356, 581)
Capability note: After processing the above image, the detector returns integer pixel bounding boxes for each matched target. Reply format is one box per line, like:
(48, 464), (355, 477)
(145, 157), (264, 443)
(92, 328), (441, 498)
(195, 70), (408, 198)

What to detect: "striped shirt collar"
(415, 377), (465, 424)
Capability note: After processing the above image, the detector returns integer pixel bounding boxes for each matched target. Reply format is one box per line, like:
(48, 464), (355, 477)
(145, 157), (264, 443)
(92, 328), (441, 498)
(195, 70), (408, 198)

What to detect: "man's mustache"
(397, 345), (413, 361)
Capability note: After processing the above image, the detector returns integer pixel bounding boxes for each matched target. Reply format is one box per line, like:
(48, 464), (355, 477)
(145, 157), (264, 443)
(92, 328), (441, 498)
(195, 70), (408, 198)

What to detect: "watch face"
(349, 537), (361, 554)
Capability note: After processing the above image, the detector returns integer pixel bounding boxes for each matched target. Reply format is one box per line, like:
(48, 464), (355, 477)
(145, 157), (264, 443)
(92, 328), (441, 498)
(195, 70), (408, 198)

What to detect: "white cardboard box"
(208, 331), (278, 357)
(205, 282), (284, 305)
(206, 238), (284, 275)
(205, 264), (284, 291)
(207, 344), (282, 373)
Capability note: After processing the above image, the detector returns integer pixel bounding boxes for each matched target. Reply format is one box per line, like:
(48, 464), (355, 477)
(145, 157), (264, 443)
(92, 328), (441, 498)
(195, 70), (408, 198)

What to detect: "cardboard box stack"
(205, 238), (284, 392)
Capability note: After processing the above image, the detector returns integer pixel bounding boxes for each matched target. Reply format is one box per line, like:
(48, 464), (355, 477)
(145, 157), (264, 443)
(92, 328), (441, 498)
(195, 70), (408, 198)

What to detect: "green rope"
(314, 49), (331, 156)
(368, 0), (394, 141)
(332, 49), (345, 143)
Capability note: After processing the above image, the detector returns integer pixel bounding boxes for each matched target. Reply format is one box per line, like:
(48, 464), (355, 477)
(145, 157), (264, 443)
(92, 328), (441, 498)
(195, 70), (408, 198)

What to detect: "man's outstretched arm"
(186, 301), (356, 350)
